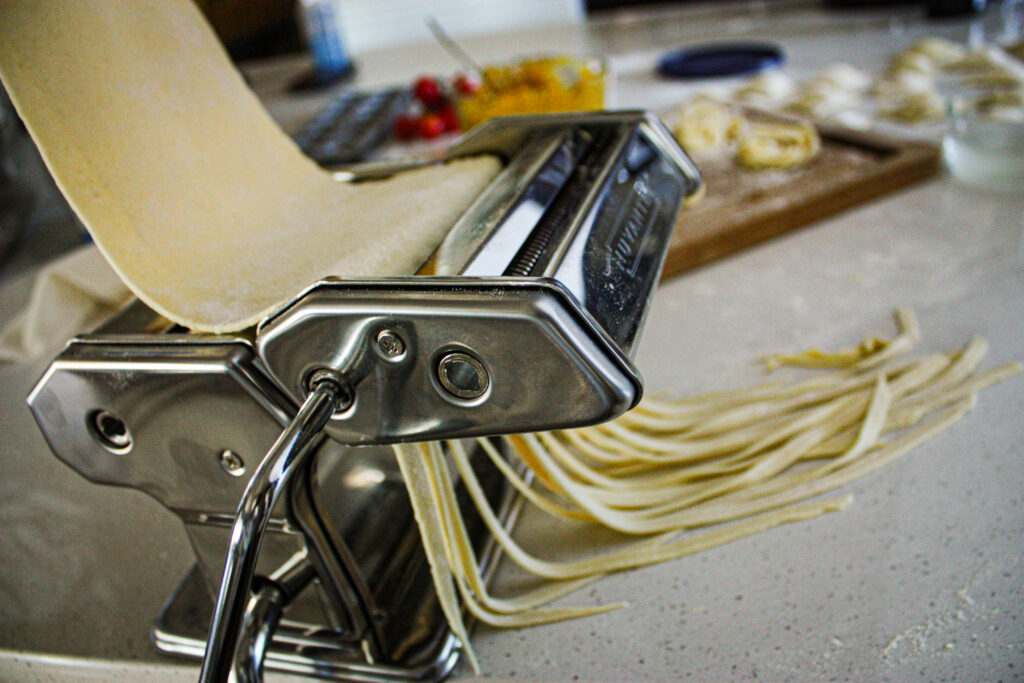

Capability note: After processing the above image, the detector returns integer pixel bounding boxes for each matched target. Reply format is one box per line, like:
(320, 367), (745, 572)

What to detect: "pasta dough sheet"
(0, 0), (499, 332)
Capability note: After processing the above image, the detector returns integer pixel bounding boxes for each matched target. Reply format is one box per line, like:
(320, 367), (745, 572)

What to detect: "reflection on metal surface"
(153, 567), (462, 682)
(343, 465), (386, 488)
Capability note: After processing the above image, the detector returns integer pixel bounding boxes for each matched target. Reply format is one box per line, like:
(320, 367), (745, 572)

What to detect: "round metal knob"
(436, 352), (489, 401)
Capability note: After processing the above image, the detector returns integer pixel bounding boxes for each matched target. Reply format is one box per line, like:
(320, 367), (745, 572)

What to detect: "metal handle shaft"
(231, 554), (317, 683)
(231, 582), (285, 683)
(198, 377), (345, 683)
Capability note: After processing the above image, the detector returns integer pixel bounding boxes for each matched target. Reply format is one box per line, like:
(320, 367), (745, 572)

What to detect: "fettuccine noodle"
(395, 310), (1019, 672)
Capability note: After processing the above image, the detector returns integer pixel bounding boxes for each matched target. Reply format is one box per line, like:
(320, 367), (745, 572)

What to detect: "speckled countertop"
(1, 2), (1022, 681)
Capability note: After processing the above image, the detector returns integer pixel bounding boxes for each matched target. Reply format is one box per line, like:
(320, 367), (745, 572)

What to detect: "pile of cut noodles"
(394, 310), (1019, 671)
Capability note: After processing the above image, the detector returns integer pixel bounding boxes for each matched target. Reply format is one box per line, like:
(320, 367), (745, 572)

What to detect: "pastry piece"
(962, 70), (1023, 89)
(734, 70), (797, 105)
(785, 65), (866, 119)
(786, 87), (858, 118)
(975, 91), (1024, 123)
(880, 89), (946, 124)
(959, 46), (1024, 88)
(810, 63), (873, 93)
(909, 37), (967, 67)
(889, 50), (940, 75)
(1006, 39), (1024, 63)
(671, 96), (746, 154)
(735, 121), (821, 169)
(947, 46), (1006, 73)
(887, 37), (966, 77)
(871, 68), (935, 102)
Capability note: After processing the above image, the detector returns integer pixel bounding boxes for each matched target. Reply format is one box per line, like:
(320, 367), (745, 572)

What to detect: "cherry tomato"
(417, 113), (446, 139)
(437, 104), (460, 133)
(413, 76), (444, 107)
(393, 113), (419, 140)
(453, 72), (481, 95)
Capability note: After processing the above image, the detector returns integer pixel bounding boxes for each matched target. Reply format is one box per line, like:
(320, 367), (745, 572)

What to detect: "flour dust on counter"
(393, 309), (1020, 671)
(0, 0), (499, 333)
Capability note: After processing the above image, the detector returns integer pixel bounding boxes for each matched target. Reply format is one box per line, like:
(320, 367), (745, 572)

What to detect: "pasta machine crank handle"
(231, 556), (317, 683)
(198, 372), (351, 683)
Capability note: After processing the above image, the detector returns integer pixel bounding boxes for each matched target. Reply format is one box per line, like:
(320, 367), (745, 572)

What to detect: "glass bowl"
(943, 91), (1024, 191)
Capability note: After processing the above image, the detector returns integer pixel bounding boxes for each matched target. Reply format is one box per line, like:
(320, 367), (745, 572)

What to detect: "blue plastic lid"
(657, 42), (784, 80)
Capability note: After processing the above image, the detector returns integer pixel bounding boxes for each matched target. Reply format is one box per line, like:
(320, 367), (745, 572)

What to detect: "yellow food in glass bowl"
(457, 56), (607, 131)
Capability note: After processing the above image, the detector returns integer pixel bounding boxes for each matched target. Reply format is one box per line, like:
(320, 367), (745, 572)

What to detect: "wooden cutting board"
(662, 125), (941, 279)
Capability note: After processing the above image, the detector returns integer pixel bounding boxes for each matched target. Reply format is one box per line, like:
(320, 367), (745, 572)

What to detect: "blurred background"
(194, 0), (989, 61)
(1, 0), (1018, 281)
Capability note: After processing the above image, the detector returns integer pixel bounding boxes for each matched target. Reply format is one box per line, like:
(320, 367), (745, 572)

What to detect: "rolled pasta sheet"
(0, 0), (500, 332)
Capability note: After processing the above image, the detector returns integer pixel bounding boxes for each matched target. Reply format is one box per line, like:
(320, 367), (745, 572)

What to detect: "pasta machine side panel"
(25, 339), (294, 516)
(255, 278), (640, 445)
(26, 338), (372, 643)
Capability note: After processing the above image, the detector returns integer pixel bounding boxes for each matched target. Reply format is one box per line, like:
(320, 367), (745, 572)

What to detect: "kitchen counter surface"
(1, 2), (1021, 681)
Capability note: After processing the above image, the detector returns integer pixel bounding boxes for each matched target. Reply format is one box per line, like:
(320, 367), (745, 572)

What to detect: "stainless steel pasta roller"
(27, 111), (701, 682)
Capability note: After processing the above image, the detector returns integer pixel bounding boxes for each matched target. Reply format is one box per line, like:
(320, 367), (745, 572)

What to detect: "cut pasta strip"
(475, 437), (588, 521)
(391, 310), (1019, 674)
(762, 309), (919, 371)
(393, 443), (479, 673)
(434, 442), (624, 624)
(452, 441), (850, 578)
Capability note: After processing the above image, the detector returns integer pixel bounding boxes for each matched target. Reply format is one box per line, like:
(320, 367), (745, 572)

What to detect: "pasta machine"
(27, 111), (701, 682)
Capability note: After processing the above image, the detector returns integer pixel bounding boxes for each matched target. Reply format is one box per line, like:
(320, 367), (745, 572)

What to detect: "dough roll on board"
(0, 0), (499, 332)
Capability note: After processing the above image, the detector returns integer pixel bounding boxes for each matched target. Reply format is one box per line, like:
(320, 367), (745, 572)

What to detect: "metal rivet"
(219, 449), (246, 477)
(90, 409), (132, 452)
(376, 330), (406, 360)
(436, 352), (489, 400)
